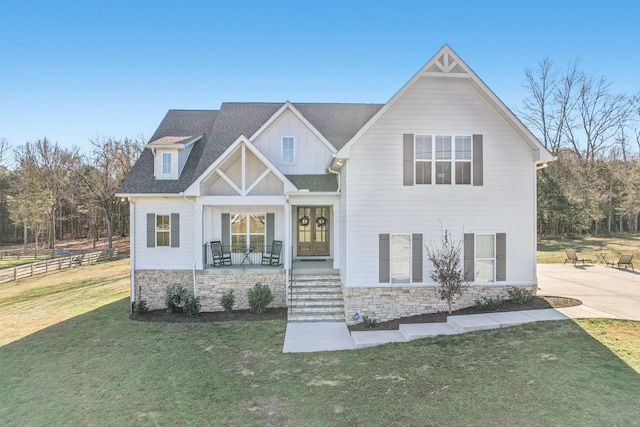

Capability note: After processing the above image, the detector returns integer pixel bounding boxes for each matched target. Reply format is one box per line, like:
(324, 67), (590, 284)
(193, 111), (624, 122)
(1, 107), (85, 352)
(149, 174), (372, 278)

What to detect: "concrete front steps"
(287, 274), (345, 322)
(351, 309), (569, 349)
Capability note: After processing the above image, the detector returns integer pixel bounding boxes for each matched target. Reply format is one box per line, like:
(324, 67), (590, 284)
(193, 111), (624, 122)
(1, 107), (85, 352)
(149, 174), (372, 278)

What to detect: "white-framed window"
(282, 137), (294, 163)
(475, 234), (495, 282)
(156, 214), (170, 247)
(415, 134), (472, 185)
(391, 234), (411, 284)
(162, 153), (172, 175)
(230, 214), (266, 249)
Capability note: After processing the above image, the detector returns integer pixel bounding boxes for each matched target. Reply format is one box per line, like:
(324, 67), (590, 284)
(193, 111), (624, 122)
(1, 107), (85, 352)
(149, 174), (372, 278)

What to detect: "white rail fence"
(0, 249), (119, 284)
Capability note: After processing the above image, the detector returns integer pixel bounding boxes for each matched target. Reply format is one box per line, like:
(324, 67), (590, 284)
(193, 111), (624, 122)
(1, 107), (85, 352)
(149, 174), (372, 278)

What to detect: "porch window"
(230, 214), (266, 249)
(282, 137), (294, 163)
(475, 234), (495, 282)
(156, 214), (170, 247)
(391, 234), (411, 284)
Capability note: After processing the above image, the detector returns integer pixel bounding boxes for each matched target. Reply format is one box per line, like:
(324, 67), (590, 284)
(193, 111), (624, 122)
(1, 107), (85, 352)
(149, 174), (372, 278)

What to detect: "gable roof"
(119, 103), (382, 195)
(335, 44), (555, 163)
(118, 110), (218, 194)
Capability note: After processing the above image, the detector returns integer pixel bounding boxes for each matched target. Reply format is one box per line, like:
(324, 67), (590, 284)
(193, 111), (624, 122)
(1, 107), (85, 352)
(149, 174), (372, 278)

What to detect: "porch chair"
(564, 249), (592, 266)
(210, 241), (232, 267)
(607, 254), (634, 270)
(261, 240), (282, 266)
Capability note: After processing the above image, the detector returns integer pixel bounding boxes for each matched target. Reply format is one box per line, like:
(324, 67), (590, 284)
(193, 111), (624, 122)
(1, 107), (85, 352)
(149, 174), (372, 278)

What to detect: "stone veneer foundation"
(134, 269), (286, 311)
(342, 283), (537, 325)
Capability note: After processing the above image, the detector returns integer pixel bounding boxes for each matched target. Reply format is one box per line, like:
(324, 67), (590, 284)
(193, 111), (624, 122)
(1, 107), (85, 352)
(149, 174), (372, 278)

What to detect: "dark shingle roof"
(285, 174), (339, 192)
(119, 102), (383, 194)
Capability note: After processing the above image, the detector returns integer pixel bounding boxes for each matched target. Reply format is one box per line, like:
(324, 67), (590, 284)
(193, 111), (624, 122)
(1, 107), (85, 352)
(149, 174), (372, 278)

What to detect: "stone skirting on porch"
(134, 269), (286, 312)
(342, 283), (537, 325)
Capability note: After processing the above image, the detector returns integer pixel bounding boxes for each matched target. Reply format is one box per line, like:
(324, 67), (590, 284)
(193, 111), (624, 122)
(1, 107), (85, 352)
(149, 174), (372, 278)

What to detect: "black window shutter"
(170, 213), (180, 248)
(146, 213), (155, 248)
(221, 213), (231, 249)
(379, 234), (390, 283)
(266, 213), (275, 249)
(473, 134), (483, 186)
(464, 233), (475, 281)
(496, 233), (506, 281)
(412, 233), (423, 282)
(403, 134), (414, 186)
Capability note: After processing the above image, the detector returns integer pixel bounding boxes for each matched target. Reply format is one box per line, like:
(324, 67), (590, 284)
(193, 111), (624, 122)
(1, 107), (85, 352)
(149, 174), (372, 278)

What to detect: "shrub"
(220, 289), (235, 312)
(183, 293), (201, 317)
(362, 316), (378, 328)
(247, 282), (273, 314)
(474, 295), (505, 311)
(507, 286), (536, 305)
(165, 284), (200, 316)
(131, 286), (149, 315)
(165, 284), (189, 314)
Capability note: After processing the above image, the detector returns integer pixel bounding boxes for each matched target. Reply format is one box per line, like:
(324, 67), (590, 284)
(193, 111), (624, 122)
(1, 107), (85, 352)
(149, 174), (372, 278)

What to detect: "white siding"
(253, 109), (333, 174)
(133, 197), (195, 269)
(153, 148), (180, 180)
(345, 76), (537, 286)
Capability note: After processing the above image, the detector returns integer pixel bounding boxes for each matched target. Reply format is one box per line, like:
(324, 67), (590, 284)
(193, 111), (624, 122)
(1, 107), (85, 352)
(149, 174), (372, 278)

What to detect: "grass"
(0, 258), (130, 346)
(1, 259), (640, 426)
(537, 234), (640, 263)
(0, 255), (51, 269)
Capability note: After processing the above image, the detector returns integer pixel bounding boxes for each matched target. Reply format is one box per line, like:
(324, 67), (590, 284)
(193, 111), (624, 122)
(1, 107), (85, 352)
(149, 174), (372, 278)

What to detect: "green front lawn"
(1, 261), (639, 426)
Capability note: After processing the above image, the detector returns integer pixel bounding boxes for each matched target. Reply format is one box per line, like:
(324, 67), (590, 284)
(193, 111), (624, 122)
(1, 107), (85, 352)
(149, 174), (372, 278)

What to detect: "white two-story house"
(118, 45), (554, 323)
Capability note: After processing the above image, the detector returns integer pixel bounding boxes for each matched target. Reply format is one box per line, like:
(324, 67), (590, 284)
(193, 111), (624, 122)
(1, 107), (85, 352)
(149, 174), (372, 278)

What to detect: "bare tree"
(0, 138), (9, 168)
(425, 230), (469, 314)
(79, 136), (143, 248)
(520, 59), (579, 155)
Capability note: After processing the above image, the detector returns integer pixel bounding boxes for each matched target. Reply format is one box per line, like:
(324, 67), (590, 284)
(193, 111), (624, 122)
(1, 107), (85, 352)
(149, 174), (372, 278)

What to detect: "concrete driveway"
(537, 264), (640, 321)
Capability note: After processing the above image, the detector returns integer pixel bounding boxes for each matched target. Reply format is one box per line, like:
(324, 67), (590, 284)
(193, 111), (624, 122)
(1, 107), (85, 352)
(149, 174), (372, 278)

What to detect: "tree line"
(520, 59), (640, 237)
(0, 136), (143, 255)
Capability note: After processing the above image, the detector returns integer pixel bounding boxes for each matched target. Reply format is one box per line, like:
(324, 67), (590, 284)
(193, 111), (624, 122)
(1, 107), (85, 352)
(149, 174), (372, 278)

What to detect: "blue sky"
(1, 0), (638, 155)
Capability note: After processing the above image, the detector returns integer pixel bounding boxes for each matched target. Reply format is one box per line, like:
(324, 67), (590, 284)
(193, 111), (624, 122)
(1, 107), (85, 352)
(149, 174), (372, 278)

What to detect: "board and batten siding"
(134, 197), (195, 269)
(252, 109), (333, 174)
(344, 76), (537, 286)
(203, 205), (285, 244)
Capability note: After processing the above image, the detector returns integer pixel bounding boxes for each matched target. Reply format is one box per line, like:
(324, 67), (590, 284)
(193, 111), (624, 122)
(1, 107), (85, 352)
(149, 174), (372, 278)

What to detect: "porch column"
(194, 202), (204, 269)
(332, 202), (340, 270)
(284, 198), (291, 270)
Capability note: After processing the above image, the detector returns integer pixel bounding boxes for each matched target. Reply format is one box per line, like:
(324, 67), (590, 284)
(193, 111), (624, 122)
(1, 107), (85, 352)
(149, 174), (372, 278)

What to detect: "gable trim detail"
(183, 135), (297, 196)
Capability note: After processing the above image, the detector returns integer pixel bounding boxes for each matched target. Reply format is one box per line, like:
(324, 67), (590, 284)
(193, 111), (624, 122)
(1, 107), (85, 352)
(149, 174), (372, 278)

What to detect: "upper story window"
(282, 137), (294, 163)
(162, 153), (172, 175)
(415, 135), (472, 185)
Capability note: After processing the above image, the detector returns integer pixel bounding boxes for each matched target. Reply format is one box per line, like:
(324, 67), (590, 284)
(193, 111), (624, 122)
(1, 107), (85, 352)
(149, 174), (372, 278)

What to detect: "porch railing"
(202, 242), (280, 268)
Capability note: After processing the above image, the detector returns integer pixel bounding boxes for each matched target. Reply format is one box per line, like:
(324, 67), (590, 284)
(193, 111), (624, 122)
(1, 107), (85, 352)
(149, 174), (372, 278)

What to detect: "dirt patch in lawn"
(348, 296), (581, 332)
(131, 307), (287, 323)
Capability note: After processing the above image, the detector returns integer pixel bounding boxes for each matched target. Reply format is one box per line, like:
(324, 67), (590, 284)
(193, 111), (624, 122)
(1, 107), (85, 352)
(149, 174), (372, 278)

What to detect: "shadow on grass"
(1, 298), (639, 426)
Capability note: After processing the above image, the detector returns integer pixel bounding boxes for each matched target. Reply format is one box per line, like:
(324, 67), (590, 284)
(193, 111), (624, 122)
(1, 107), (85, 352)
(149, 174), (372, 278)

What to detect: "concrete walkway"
(283, 263), (639, 353)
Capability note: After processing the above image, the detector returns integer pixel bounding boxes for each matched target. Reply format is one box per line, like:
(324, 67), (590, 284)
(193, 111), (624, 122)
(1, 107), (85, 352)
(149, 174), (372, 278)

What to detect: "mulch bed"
(130, 296), (581, 332)
(348, 296), (581, 331)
